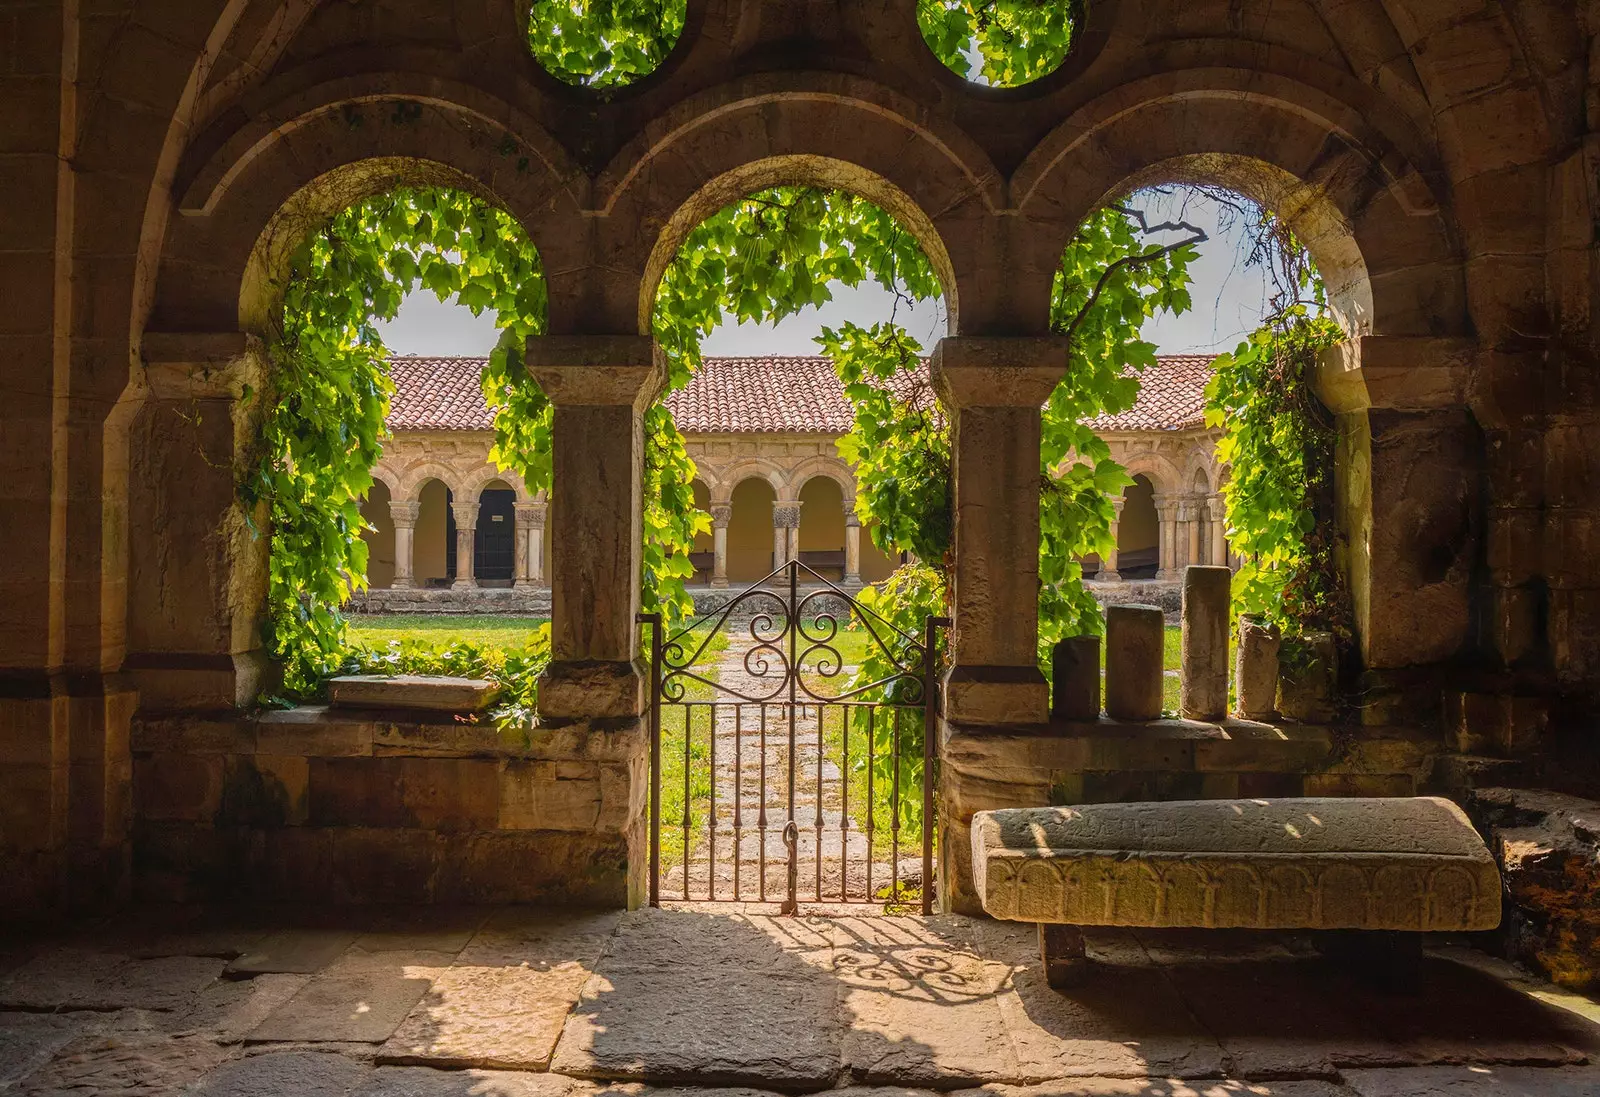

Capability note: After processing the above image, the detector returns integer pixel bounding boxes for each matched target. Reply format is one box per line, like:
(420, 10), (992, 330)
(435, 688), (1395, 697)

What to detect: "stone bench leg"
(1039, 924), (1090, 989)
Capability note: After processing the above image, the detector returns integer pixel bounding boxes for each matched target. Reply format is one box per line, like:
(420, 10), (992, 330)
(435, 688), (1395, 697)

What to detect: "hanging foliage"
(915, 0), (1085, 87)
(526, 0), (687, 89)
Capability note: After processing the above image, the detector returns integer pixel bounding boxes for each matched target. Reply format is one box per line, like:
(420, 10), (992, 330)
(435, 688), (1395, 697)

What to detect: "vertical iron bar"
(814, 702), (824, 901)
(784, 561), (798, 915)
(708, 701), (717, 901)
(840, 704), (850, 902)
(734, 702), (743, 900)
(682, 703), (692, 902)
(921, 617), (941, 916)
(640, 613), (662, 908)
(865, 705), (875, 900)
(891, 705), (902, 903)
(759, 702), (768, 902)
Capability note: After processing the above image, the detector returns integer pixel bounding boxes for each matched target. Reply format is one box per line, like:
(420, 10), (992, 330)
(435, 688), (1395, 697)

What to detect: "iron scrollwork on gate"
(638, 561), (948, 915)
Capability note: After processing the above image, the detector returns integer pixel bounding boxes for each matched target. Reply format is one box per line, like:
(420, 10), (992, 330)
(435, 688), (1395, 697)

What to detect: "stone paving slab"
(176, 973), (310, 1041)
(380, 962), (591, 1070)
(17, 1027), (235, 1095)
(357, 1065), (580, 1096)
(0, 1011), (88, 1087)
(962, 1083), (1355, 1097)
(0, 948), (225, 1012)
(1341, 1065), (1600, 1095)
(225, 929), (360, 976)
(247, 950), (453, 1044)
(190, 1049), (369, 1096)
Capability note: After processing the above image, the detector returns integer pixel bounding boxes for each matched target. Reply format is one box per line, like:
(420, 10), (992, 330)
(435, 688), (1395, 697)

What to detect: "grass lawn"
(348, 614), (549, 648)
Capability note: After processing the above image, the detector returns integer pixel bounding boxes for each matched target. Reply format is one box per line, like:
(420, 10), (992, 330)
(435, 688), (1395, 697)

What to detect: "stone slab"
(329, 674), (498, 713)
(226, 930), (359, 976)
(247, 950), (452, 1044)
(379, 963), (590, 1070)
(0, 948), (224, 1011)
(0, 1011), (87, 1087)
(354, 1066), (579, 1096)
(177, 973), (311, 1041)
(1341, 1066), (1600, 1096)
(192, 1050), (370, 1096)
(972, 798), (1501, 931)
(967, 1083), (1353, 1097)
(20, 1030), (234, 1095)
(550, 967), (844, 1088)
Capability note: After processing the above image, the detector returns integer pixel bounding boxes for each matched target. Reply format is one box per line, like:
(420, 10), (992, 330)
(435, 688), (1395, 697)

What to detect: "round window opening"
(916, 0), (1085, 88)
(527, 0), (687, 90)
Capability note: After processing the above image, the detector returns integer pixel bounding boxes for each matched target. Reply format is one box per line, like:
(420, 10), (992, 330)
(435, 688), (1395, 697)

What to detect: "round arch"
(785, 459), (855, 502)
(396, 462), (469, 503)
(711, 461), (788, 506)
(461, 465), (532, 504)
(1117, 453), (1183, 495)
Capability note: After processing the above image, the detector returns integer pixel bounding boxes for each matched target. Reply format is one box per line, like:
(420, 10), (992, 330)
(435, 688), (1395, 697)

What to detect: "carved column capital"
(515, 501), (547, 528)
(388, 500), (421, 528)
(451, 501), (480, 526)
(773, 504), (801, 529)
(843, 502), (860, 528)
(1152, 494), (1179, 519)
(710, 504), (733, 527)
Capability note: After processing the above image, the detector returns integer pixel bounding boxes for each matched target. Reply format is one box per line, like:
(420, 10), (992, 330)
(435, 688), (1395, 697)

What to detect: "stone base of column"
(710, 577), (729, 589)
(1097, 570), (1121, 583)
(451, 579), (476, 590)
(843, 573), (862, 587)
(537, 659), (646, 720)
(1157, 569), (1179, 582)
(390, 577), (414, 590)
(942, 664), (1050, 727)
(513, 578), (538, 589)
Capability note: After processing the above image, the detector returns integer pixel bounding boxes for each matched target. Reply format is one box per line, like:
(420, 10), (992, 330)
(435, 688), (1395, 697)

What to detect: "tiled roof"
(1084, 355), (1216, 432)
(385, 353), (1214, 434)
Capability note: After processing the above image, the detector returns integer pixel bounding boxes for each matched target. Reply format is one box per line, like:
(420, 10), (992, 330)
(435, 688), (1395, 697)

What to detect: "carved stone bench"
(971, 797), (1501, 988)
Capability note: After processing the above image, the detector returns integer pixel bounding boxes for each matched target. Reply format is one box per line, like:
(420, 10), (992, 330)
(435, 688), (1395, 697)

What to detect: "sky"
(374, 188), (1281, 360)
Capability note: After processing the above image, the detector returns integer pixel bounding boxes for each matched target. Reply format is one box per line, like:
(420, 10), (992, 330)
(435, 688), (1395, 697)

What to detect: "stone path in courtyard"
(661, 636), (922, 905)
(3, 905), (1600, 1095)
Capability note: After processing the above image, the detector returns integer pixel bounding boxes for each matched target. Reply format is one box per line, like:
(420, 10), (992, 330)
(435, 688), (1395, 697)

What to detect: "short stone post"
(526, 336), (662, 720)
(389, 500), (419, 589)
(1050, 635), (1100, 721)
(843, 505), (862, 585)
(1105, 604), (1164, 721)
(1180, 565), (1231, 721)
(710, 504), (731, 588)
(1279, 631), (1338, 723)
(1236, 615), (1281, 720)
(450, 501), (479, 589)
(931, 336), (1069, 726)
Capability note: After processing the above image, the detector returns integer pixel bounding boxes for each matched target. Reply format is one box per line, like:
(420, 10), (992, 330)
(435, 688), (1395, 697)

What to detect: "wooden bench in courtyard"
(972, 797), (1502, 988)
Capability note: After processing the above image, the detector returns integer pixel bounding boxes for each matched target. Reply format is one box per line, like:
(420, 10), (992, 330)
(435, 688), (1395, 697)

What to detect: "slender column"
(1182, 497), (1204, 566)
(1154, 494), (1179, 580)
(1207, 494), (1228, 570)
(1100, 497), (1124, 581)
(389, 501), (420, 589)
(932, 336), (1069, 726)
(710, 504), (731, 588)
(526, 501), (547, 586)
(774, 502), (800, 568)
(526, 336), (662, 720)
(450, 501), (479, 589)
(512, 502), (537, 586)
(844, 504), (862, 585)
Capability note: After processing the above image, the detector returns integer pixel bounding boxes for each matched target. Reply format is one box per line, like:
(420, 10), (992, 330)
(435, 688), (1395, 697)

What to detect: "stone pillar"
(773, 502), (800, 570)
(1182, 497), (1204, 566)
(1180, 565), (1231, 721)
(710, 505), (731, 588)
(931, 336), (1068, 726)
(1207, 494), (1228, 571)
(843, 505), (862, 585)
(526, 336), (662, 721)
(1105, 604), (1164, 721)
(513, 502), (538, 587)
(526, 502), (547, 586)
(1154, 494), (1179, 580)
(1236, 615), (1281, 720)
(1050, 636), (1100, 721)
(389, 501), (420, 589)
(450, 501), (479, 589)
(1100, 497), (1124, 582)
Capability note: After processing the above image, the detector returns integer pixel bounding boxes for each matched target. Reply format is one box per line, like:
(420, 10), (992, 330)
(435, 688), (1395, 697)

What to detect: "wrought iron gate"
(639, 561), (947, 914)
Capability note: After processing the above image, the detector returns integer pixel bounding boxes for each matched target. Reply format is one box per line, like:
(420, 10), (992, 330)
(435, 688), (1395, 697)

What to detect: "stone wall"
(131, 708), (644, 907)
(348, 587), (553, 617)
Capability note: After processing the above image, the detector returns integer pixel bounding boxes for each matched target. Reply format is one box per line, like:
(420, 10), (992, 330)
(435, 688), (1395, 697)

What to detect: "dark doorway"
(475, 487), (517, 584)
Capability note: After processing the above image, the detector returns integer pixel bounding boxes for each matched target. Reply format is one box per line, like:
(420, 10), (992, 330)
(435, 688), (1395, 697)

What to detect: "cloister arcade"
(6, 0), (1596, 921)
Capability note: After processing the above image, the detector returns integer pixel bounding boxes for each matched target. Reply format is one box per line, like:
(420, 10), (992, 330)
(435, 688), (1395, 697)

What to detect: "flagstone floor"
(2, 904), (1598, 1095)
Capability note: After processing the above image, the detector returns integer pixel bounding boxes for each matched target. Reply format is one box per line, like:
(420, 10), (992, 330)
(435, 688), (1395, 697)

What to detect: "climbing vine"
(1201, 201), (1349, 641)
(916, 0), (1085, 86)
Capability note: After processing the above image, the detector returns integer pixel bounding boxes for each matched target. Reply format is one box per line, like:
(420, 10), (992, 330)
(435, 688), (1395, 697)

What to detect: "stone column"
(773, 502), (800, 570)
(389, 501), (420, 589)
(844, 505), (862, 585)
(1182, 496), (1204, 566)
(1207, 494), (1228, 570)
(450, 501), (479, 589)
(526, 502), (547, 586)
(931, 336), (1069, 726)
(1100, 497), (1124, 581)
(1154, 494), (1179, 580)
(526, 336), (662, 720)
(710, 505), (731, 588)
(1180, 565), (1231, 721)
(513, 502), (538, 587)
(1105, 603), (1164, 721)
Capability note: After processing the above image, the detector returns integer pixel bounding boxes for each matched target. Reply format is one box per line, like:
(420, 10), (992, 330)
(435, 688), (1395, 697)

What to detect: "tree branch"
(1061, 215), (1208, 349)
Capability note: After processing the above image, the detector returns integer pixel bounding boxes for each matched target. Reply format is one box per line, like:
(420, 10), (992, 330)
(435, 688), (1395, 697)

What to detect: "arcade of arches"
(6, 0), (1600, 943)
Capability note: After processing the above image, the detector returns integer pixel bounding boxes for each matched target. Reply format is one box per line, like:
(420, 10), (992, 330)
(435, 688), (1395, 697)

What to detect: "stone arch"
(598, 75), (1000, 332)
(786, 459), (856, 503)
(154, 83), (582, 335)
(461, 464), (531, 503)
(712, 461), (788, 506)
(368, 464), (403, 500)
(1118, 452), (1183, 495)
(396, 462), (468, 503)
(1011, 67), (1464, 343)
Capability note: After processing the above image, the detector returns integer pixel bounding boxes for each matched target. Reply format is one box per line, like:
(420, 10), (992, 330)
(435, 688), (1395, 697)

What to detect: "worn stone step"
(329, 674), (499, 713)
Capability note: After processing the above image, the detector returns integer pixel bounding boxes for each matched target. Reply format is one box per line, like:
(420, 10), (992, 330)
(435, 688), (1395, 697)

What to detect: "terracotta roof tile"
(384, 352), (1215, 435)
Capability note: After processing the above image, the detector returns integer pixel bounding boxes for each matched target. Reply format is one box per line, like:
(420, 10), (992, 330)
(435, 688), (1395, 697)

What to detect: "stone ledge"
(329, 675), (498, 714)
